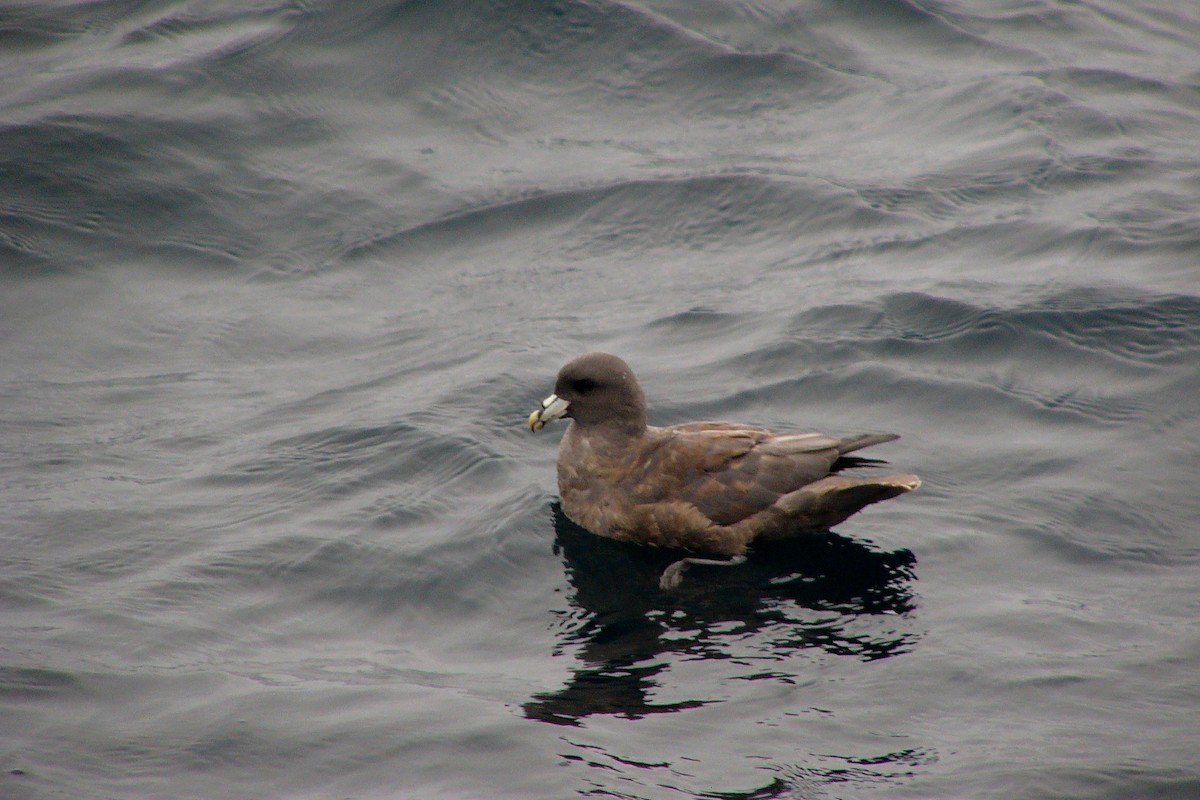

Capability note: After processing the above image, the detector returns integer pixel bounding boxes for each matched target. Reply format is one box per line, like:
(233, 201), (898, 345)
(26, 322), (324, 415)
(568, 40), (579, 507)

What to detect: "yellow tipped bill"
(528, 394), (570, 432)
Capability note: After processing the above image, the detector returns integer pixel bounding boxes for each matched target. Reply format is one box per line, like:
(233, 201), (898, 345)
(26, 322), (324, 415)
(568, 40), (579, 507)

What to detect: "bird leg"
(659, 555), (748, 591)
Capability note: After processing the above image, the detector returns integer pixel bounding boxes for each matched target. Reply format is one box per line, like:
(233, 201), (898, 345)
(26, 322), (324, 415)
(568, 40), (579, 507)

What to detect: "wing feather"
(619, 424), (903, 530)
(636, 426), (834, 527)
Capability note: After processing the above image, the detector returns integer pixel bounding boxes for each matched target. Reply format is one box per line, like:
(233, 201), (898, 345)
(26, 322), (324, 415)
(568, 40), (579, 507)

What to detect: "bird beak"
(528, 393), (570, 432)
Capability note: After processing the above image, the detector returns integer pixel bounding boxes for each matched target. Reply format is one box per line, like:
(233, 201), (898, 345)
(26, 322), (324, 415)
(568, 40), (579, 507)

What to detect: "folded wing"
(659, 426), (880, 527)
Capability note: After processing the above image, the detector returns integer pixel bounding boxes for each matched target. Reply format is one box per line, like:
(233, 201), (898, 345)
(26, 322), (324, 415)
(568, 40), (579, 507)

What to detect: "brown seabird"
(529, 352), (919, 589)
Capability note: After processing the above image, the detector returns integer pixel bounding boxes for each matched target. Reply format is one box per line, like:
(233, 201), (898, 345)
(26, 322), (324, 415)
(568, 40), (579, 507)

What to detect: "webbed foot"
(659, 555), (748, 591)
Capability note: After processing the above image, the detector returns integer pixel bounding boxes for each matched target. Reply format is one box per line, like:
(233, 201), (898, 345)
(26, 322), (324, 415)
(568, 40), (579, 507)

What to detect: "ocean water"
(2, 1), (1199, 798)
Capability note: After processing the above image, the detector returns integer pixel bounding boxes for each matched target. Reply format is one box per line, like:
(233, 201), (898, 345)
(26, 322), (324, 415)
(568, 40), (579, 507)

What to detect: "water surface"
(2, 2), (1199, 798)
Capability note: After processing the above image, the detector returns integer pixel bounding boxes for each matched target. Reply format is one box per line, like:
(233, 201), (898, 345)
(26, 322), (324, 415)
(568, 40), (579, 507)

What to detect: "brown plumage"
(529, 352), (919, 588)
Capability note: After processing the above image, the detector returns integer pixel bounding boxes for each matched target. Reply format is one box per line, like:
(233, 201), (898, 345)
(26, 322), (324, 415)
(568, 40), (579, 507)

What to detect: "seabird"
(529, 352), (919, 589)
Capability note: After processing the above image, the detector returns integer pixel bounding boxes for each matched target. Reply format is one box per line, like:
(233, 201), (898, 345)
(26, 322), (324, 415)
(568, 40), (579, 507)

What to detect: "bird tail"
(757, 472), (920, 538)
(835, 433), (900, 455)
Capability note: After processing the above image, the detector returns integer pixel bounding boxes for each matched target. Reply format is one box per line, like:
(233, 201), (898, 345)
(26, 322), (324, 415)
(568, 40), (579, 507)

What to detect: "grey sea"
(2, 2), (1199, 798)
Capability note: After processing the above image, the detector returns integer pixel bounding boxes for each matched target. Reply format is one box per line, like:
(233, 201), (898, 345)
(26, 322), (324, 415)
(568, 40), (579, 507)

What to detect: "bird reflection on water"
(524, 504), (919, 727)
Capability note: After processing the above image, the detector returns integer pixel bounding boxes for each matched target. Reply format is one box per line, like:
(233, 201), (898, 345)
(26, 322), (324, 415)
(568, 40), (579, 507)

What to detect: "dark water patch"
(118, 2), (298, 52)
(496, 0), (851, 107)
(671, 351), (1143, 435)
(975, 375), (1143, 427)
(856, 144), (1157, 225)
(0, 0), (305, 91)
(286, 0), (857, 119)
(0, 666), (82, 700)
(877, 291), (1200, 367)
(1088, 188), (1200, 250)
(0, 2), (125, 43)
(202, 420), (508, 522)
(1145, 370), (1200, 454)
(1018, 491), (1178, 567)
(774, 746), (935, 793)
(0, 500), (214, 612)
(0, 18), (76, 49)
(644, 306), (751, 341)
(170, 481), (551, 626)
(1034, 66), (1187, 103)
(341, 181), (598, 261)
(804, 363), (1144, 431)
(357, 484), (556, 611)
(0, 116), (262, 270)
(728, 291), (1200, 379)
(1027, 147), (1160, 192)
(345, 170), (904, 265)
(656, 48), (857, 116)
(963, 1), (1200, 67)
(646, 0), (1038, 87)
(527, 507), (919, 727)
(561, 174), (902, 257)
(1027, 765), (1200, 800)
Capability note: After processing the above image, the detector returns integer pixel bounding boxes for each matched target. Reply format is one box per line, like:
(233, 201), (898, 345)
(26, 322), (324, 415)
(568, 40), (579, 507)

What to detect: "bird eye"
(572, 378), (598, 394)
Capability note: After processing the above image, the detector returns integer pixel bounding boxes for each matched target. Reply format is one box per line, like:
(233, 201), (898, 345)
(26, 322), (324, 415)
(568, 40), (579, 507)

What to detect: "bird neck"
(570, 414), (646, 445)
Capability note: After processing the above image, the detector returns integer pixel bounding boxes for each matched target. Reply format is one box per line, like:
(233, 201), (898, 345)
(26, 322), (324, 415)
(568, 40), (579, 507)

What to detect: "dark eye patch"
(571, 377), (598, 394)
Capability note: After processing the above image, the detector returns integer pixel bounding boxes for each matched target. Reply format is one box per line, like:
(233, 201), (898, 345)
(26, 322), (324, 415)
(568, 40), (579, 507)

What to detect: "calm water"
(2, 2), (1199, 798)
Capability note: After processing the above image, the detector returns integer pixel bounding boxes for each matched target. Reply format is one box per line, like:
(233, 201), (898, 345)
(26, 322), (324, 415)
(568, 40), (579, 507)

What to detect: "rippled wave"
(3, 1), (1199, 799)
